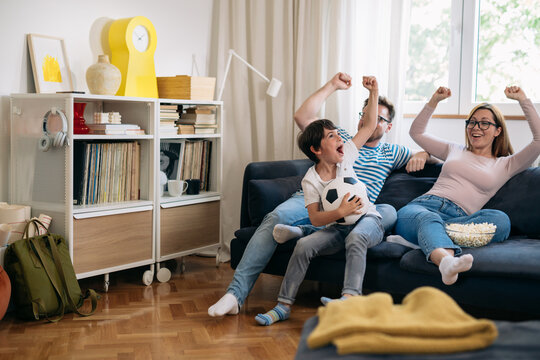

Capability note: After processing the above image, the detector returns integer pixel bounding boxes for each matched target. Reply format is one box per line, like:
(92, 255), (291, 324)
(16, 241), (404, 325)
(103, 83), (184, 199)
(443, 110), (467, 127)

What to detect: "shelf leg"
(142, 264), (154, 286)
(180, 257), (186, 274)
(104, 273), (110, 293)
(156, 262), (172, 283)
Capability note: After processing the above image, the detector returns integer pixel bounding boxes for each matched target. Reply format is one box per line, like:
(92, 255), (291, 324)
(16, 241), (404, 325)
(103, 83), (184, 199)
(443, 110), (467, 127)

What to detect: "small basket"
(445, 223), (496, 248)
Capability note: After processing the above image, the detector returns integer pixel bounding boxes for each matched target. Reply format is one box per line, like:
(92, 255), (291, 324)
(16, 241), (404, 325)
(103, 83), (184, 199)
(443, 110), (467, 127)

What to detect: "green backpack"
(4, 219), (98, 321)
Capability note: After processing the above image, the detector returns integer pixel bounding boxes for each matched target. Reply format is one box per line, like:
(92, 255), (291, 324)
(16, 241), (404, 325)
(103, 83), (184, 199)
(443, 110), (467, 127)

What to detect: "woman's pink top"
(410, 99), (540, 215)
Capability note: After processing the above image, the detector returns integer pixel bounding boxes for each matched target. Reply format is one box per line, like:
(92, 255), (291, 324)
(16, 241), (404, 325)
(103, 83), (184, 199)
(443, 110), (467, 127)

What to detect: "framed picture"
(160, 141), (184, 181)
(27, 34), (73, 93)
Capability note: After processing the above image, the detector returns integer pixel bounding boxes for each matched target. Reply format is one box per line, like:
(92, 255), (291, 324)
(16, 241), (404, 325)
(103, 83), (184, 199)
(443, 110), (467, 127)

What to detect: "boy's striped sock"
(255, 303), (290, 326)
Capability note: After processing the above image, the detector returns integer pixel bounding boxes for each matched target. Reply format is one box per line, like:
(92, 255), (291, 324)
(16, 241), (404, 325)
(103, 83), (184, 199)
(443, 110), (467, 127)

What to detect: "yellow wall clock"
(108, 16), (158, 98)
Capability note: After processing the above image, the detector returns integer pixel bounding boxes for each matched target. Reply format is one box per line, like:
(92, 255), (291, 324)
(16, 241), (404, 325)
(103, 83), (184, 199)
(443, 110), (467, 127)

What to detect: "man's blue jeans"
(227, 193), (396, 307)
(395, 194), (511, 261)
(227, 193), (309, 307)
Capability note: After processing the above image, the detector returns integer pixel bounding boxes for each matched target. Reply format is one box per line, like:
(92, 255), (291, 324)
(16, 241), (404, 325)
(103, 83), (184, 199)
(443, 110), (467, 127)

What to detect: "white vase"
(86, 55), (122, 95)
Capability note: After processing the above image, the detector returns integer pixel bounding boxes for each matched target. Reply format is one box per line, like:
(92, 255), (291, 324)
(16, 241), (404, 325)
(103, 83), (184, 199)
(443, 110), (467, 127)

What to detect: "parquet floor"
(0, 256), (335, 360)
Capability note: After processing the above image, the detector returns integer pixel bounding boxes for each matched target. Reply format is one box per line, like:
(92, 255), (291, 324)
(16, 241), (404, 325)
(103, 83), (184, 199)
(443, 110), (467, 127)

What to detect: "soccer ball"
(322, 177), (369, 225)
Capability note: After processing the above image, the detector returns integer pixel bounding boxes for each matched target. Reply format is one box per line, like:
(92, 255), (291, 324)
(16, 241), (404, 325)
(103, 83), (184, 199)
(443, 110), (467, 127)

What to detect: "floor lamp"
(216, 49), (282, 101)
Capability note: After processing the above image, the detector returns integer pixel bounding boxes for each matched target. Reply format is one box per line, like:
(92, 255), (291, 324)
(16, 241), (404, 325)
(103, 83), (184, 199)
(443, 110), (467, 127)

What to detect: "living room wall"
(0, 0), (214, 202)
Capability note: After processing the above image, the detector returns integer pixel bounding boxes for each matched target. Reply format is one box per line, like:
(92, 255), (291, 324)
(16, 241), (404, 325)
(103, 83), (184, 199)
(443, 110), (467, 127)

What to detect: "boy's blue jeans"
(277, 214), (384, 305)
(395, 194), (511, 261)
(226, 192), (396, 307)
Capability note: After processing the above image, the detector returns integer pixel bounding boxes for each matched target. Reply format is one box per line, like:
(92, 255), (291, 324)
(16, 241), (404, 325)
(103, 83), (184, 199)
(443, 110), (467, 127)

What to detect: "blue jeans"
(227, 193), (309, 307)
(395, 194), (511, 261)
(298, 204), (397, 236)
(278, 215), (384, 305)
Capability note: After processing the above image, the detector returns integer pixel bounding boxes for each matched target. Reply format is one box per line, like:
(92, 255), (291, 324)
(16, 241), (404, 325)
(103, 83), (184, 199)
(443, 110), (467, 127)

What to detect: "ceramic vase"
(86, 55), (122, 95)
(73, 102), (90, 134)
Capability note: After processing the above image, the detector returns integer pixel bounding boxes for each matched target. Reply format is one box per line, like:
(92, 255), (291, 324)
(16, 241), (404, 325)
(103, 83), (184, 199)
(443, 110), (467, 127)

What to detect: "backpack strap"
(28, 236), (66, 322)
(45, 234), (98, 316)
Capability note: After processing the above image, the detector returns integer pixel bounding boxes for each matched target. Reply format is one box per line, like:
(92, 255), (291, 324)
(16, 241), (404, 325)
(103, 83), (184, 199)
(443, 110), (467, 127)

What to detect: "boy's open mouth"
(337, 145), (344, 155)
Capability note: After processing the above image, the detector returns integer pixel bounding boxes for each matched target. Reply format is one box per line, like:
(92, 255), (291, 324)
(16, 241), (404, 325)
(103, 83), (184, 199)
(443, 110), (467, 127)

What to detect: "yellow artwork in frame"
(27, 34), (73, 93)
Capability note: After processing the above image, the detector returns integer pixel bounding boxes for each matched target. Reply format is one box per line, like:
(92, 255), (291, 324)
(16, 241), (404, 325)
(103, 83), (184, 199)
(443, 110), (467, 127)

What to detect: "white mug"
(168, 180), (188, 197)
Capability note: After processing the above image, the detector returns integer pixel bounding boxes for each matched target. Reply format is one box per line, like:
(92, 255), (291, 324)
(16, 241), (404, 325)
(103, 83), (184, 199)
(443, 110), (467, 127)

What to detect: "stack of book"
(159, 104), (180, 137)
(73, 141), (140, 205)
(87, 123), (144, 135)
(180, 139), (212, 191)
(178, 105), (217, 134)
(93, 112), (122, 124)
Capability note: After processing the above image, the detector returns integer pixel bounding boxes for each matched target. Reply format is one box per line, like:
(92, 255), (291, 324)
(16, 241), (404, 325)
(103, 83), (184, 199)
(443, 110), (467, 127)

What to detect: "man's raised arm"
(294, 72), (352, 131)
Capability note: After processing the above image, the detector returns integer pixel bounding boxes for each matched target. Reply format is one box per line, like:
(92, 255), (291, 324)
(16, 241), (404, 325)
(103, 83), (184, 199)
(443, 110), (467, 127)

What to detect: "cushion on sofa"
(399, 238), (540, 280)
(375, 173), (437, 211)
(484, 167), (540, 238)
(247, 175), (303, 226)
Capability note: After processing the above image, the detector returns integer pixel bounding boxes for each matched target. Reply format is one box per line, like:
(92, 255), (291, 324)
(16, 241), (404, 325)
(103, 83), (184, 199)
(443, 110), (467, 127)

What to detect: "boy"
(255, 76), (385, 325)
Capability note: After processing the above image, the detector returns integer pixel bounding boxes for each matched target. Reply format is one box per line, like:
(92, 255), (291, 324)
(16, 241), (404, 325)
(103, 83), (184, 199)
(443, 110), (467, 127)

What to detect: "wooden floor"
(0, 256), (333, 360)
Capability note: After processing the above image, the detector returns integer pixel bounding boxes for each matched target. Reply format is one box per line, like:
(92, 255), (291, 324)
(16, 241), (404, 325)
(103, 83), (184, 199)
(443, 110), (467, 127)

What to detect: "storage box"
(157, 76), (216, 100)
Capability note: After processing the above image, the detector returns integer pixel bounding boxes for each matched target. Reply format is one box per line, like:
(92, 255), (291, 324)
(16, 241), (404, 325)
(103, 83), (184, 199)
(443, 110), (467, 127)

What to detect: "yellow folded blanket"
(307, 286), (497, 355)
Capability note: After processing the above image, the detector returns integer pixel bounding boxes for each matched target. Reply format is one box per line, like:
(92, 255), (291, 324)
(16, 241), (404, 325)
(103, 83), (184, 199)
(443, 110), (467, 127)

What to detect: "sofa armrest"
(240, 159), (313, 228)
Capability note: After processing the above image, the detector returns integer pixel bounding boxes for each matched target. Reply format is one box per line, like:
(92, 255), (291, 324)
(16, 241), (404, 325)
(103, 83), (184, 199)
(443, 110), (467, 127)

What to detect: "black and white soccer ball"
(321, 176), (369, 225)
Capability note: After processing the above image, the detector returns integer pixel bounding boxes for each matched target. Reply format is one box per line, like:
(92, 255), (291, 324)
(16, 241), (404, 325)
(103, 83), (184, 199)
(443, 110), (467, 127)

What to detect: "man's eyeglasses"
(465, 120), (499, 130)
(359, 112), (391, 124)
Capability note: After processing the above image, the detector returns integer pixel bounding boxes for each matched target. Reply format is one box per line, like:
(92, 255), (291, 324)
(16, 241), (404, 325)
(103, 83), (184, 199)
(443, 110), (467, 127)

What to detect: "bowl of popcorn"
(445, 222), (497, 247)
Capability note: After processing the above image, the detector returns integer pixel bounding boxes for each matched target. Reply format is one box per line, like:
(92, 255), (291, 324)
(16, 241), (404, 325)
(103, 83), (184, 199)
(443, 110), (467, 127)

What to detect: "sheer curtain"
(210, 0), (409, 261)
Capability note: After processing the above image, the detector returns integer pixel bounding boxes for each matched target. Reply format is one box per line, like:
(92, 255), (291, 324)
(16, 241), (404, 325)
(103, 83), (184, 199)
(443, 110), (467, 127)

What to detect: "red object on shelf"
(73, 102), (90, 134)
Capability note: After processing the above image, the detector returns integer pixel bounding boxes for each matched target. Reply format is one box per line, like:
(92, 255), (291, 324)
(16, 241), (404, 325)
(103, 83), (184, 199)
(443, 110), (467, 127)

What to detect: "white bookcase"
(9, 93), (222, 290)
(154, 98), (222, 282)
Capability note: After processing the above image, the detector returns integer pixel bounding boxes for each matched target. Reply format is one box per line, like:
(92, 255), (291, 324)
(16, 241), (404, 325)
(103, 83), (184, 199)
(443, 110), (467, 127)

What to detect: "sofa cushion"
(375, 173), (437, 211)
(399, 238), (540, 281)
(247, 175), (303, 226)
(484, 167), (540, 238)
(367, 241), (413, 259)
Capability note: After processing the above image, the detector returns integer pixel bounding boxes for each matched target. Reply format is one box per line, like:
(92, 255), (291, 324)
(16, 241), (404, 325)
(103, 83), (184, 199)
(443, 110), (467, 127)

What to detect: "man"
(208, 72), (432, 317)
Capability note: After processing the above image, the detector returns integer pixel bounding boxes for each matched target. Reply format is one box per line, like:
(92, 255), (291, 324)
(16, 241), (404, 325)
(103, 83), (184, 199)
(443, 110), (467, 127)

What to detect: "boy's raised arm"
(351, 76), (379, 149)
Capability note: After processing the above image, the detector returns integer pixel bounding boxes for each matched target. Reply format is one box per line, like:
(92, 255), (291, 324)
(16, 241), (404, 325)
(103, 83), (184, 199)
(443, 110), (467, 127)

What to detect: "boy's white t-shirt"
(301, 139), (380, 220)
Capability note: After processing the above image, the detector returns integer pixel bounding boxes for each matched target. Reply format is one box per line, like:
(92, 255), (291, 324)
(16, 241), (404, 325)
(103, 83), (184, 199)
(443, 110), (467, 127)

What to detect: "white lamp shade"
(266, 78), (282, 97)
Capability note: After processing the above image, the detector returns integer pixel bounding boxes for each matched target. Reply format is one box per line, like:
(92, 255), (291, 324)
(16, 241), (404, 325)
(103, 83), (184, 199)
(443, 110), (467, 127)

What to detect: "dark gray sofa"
(230, 159), (540, 319)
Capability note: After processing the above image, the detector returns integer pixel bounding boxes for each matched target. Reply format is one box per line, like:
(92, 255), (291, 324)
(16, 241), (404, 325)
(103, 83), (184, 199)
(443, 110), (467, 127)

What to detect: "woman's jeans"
(277, 215), (384, 305)
(226, 192), (396, 307)
(395, 194), (511, 261)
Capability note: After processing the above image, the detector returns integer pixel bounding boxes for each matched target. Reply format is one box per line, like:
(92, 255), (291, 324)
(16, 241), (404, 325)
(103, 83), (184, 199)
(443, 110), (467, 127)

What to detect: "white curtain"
(211, 0), (409, 261)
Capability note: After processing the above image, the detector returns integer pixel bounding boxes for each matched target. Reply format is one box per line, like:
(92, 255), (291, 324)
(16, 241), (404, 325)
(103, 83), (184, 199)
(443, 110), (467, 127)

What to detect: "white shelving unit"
(154, 98), (222, 281)
(9, 93), (223, 290)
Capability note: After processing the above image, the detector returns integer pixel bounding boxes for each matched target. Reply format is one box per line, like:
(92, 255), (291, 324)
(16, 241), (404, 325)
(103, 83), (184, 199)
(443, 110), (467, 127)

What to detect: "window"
(404, 0), (540, 115)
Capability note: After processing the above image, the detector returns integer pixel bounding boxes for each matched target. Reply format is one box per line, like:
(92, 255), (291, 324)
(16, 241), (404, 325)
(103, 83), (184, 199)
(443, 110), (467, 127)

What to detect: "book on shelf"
(177, 124), (195, 134)
(87, 123), (141, 130)
(179, 112), (216, 124)
(160, 104), (180, 110)
(73, 141), (140, 205)
(185, 105), (217, 115)
(194, 127), (216, 134)
(87, 123), (145, 135)
(180, 139), (212, 191)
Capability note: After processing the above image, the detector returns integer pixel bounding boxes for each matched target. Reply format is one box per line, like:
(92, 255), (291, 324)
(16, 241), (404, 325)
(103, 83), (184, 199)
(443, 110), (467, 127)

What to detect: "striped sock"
(255, 303), (290, 326)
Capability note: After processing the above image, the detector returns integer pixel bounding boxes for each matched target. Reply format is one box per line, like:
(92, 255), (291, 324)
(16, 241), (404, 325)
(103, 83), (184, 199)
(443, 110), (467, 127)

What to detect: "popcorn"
(445, 222), (497, 247)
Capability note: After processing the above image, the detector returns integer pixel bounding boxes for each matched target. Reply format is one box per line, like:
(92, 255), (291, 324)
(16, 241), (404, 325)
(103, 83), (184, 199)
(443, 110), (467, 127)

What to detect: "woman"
(395, 86), (540, 285)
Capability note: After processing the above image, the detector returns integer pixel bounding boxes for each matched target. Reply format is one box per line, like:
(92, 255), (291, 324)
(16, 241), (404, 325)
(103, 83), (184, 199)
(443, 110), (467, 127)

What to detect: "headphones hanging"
(39, 107), (68, 152)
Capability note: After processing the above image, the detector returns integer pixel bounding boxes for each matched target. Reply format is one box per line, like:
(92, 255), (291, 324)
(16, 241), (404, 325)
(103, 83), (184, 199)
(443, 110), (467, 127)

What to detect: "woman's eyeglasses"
(359, 112), (391, 124)
(465, 120), (499, 130)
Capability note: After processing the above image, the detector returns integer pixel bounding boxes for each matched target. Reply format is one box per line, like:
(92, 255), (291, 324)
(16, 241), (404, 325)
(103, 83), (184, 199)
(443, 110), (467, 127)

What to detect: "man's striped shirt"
(338, 127), (412, 202)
